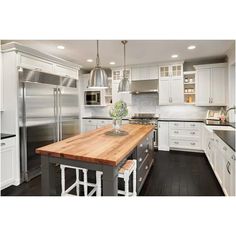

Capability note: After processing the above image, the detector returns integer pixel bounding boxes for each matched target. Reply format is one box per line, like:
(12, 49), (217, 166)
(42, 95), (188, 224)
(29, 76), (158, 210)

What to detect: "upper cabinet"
(18, 53), (54, 73)
(159, 63), (184, 105)
(0, 49), (3, 111)
(131, 65), (158, 81)
(195, 63), (227, 106)
(54, 64), (78, 79)
(18, 53), (79, 79)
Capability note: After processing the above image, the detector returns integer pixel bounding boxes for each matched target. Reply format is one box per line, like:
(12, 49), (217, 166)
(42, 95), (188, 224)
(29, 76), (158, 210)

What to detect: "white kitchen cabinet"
(18, 53), (54, 73)
(82, 118), (128, 132)
(159, 63), (184, 105)
(158, 122), (169, 151)
(131, 65), (158, 81)
(1, 137), (19, 190)
(54, 64), (78, 79)
(169, 122), (202, 151)
(195, 63), (227, 106)
(0, 49), (3, 111)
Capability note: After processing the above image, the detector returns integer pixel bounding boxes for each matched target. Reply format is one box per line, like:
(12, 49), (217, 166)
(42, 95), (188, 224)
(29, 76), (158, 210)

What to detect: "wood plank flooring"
(1, 151), (224, 196)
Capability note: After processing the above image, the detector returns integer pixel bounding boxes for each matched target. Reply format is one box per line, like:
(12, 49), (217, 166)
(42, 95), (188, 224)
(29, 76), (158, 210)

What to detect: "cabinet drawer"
(19, 54), (54, 73)
(170, 139), (200, 149)
(185, 122), (201, 129)
(137, 154), (152, 189)
(54, 64), (78, 79)
(170, 129), (200, 138)
(169, 122), (185, 128)
(137, 133), (152, 157)
(0, 137), (15, 149)
(97, 119), (112, 126)
(83, 119), (98, 126)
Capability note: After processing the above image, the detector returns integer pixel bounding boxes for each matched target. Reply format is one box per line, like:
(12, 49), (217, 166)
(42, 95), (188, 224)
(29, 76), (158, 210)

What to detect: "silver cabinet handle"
(190, 142), (196, 145)
(1, 143), (6, 146)
(139, 158), (143, 162)
(145, 165), (149, 170)
(88, 120), (91, 123)
(208, 141), (211, 149)
(139, 177), (143, 182)
(140, 143), (143, 147)
(174, 123), (178, 126)
(209, 97), (211, 103)
(174, 141), (179, 144)
(191, 124), (195, 127)
(145, 149), (148, 153)
(174, 131), (179, 134)
(226, 161), (231, 174)
(190, 131), (195, 135)
(211, 98), (213, 103)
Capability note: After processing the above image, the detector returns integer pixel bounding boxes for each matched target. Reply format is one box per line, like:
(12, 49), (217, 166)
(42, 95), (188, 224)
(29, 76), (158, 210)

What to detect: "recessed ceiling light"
(86, 59), (93, 62)
(109, 61), (116, 65)
(57, 45), (65, 50)
(188, 45), (196, 50)
(171, 54), (178, 58)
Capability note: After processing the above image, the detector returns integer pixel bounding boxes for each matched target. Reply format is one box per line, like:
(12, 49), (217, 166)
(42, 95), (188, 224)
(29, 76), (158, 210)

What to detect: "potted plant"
(109, 100), (128, 133)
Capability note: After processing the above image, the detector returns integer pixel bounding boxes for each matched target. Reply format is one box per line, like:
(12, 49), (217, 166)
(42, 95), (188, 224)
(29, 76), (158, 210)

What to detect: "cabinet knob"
(145, 165), (149, 170)
(139, 177), (143, 182)
(190, 132), (195, 135)
(140, 143), (143, 147)
(190, 142), (196, 145)
(174, 131), (179, 134)
(1, 143), (6, 146)
(231, 155), (236, 161)
(139, 158), (143, 162)
(174, 141), (179, 144)
(145, 149), (148, 153)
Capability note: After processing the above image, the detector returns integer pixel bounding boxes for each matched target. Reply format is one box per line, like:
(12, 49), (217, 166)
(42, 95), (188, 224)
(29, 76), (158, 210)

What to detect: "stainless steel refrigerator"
(19, 68), (79, 182)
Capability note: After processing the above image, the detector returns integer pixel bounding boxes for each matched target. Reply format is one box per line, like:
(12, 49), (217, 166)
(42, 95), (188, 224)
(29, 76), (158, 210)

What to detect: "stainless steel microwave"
(84, 90), (102, 105)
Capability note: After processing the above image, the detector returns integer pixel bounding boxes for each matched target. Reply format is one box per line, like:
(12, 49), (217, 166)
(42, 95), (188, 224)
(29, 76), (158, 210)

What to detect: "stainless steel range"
(129, 113), (158, 149)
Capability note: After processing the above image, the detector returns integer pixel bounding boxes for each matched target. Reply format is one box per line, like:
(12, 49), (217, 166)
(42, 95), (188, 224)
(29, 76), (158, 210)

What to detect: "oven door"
(84, 91), (101, 105)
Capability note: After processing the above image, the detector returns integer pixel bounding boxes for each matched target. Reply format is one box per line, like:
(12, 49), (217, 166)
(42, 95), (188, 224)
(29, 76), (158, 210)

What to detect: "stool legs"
(96, 171), (102, 196)
(124, 172), (129, 196)
(133, 163), (137, 196)
(76, 168), (80, 196)
(61, 166), (65, 196)
(83, 169), (88, 196)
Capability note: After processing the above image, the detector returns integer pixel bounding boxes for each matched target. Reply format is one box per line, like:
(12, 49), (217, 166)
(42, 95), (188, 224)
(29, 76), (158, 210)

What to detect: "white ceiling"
(2, 40), (234, 69)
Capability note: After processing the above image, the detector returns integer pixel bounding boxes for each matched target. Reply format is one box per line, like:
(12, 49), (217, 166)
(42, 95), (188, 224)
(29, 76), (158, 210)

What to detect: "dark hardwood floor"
(1, 151), (224, 196)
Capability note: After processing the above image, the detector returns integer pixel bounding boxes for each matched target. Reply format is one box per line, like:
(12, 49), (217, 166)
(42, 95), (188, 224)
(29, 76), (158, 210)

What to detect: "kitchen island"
(36, 124), (155, 196)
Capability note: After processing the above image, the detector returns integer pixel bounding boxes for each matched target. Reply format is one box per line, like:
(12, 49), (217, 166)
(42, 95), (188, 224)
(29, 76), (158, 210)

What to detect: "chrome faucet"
(225, 106), (236, 121)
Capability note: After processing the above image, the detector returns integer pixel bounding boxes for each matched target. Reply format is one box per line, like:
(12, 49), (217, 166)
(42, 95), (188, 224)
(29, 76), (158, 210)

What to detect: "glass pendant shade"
(88, 40), (108, 88)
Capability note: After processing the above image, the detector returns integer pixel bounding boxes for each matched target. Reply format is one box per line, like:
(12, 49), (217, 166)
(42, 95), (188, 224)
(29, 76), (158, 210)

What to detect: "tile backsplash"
(83, 94), (224, 119)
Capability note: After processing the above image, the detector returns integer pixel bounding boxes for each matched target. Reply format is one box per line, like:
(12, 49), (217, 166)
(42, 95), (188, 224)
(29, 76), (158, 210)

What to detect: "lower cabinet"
(158, 122), (169, 151)
(135, 131), (154, 194)
(82, 118), (129, 133)
(1, 137), (19, 190)
(169, 122), (202, 151)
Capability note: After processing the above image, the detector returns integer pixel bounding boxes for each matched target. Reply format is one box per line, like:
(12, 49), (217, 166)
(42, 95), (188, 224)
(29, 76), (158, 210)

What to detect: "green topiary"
(109, 100), (128, 120)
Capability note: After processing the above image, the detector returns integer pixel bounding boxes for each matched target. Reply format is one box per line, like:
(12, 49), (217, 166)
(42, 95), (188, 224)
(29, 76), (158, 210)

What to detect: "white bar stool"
(118, 159), (137, 196)
(60, 165), (102, 197)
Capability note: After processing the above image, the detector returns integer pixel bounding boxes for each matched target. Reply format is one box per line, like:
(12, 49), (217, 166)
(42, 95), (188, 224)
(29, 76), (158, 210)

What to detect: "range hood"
(131, 79), (158, 94)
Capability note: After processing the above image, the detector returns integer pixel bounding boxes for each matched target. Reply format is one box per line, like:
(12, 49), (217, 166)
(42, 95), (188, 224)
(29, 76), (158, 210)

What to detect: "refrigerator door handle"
(58, 88), (62, 140)
(53, 88), (59, 141)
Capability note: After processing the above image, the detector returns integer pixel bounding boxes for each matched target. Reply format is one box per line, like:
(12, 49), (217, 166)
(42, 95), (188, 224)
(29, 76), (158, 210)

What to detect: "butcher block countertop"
(36, 124), (154, 166)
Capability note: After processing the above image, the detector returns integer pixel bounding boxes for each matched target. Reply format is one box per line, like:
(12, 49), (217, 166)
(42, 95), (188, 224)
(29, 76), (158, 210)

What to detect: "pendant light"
(118, 40), (130, 93)
(88, 40), (108, 88)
